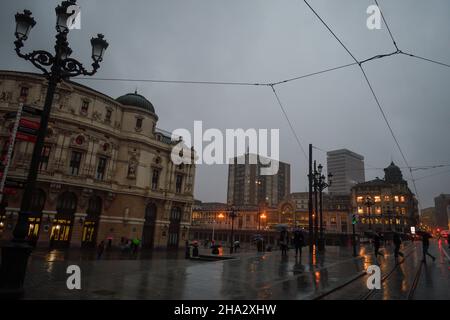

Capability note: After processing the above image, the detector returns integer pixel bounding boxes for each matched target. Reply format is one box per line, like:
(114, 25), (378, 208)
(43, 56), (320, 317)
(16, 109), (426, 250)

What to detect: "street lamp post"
(229, 207), (237, 254)
(315, 163), (332, 252)
(365, 196), (374, 231)
(0, 1), (108, 298)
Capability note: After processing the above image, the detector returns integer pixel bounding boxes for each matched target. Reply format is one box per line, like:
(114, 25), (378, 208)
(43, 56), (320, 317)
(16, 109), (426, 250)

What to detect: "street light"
(0, 0), (108, 298)
(228, 207), (237, 254)
(212, 212), (225, 244)
(315, 163), (332, 251)
(365, 196), (374, 231)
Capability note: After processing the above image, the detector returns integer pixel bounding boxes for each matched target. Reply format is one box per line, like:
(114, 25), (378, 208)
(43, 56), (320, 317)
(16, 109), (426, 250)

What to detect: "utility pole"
(308, 144), (313, 253)
(314, 161), (319, 248)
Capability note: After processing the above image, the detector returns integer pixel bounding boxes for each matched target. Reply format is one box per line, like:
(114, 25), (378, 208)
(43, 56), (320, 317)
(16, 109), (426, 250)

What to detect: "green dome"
(116, 91), (155, 114)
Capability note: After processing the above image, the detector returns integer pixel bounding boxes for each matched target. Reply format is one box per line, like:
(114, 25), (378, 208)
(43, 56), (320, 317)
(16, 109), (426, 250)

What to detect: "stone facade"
(0, 70), (195, 249)
(351, 162), (418, 234)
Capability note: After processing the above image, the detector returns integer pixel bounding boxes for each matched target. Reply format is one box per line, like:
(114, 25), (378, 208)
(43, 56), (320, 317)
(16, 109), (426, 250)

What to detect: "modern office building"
(327, 149), (365, 195)
(420, 207), (436, 230)
(226, 153), (290, 207)
(434, 194), (450, 230)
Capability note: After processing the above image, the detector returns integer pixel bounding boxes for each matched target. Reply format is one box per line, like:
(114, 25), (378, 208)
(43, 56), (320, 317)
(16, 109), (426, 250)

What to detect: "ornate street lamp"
(365, 196), (374, 231)
(228, 207), (237, 254)
(0, 0), (108, 298)
(315, 163), (332, 252)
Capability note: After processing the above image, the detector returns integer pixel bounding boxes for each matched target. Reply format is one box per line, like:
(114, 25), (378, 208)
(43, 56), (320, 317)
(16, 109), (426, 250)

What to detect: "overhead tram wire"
(75, 77), (268, 87)
(270, 85), (308, 160)
(399, 52), (450, 69)
(302, 0), (422, 207)
(76, 61), (360, 88)
(303, 0), (359, 64)
(374, 0), (399, 51)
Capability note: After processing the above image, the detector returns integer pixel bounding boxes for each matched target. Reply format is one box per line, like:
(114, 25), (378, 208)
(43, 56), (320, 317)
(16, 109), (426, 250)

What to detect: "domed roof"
(384, 161), (404, 184)
(116, 91), (155, 114)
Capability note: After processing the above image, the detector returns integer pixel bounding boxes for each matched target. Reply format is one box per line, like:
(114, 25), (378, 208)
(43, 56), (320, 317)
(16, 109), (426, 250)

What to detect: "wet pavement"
(17, 240), (450, 299)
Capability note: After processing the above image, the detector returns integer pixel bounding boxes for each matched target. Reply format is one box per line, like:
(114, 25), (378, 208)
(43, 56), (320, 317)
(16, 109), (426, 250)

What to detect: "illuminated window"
(375, 207), (381, 214)
(394, 196), (399, 202)
(400, 196), (405, 202)
(357, 196), (363, 203)
(401, 208), (406, 215)
(384, 196), (390, 201)
(358, 207), (363, 214)
(374, 196), (381, 202)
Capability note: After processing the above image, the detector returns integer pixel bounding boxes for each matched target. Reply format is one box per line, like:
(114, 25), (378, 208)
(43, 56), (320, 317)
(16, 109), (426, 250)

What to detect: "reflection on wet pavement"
(20, 241), (450, 300)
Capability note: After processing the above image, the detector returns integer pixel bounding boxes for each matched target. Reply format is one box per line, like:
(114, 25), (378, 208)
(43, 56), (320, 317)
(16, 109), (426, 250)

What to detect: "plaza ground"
(10, 240), (450, 299)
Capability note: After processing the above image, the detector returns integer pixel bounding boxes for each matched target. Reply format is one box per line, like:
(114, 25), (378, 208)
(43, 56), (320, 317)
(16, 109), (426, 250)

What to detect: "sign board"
(410, 226), (416, 235)
(2, 187), (17, 195)
(15, 132), (37, 143)
(19, 118), (40, 130)
(18, 126), (38, 136)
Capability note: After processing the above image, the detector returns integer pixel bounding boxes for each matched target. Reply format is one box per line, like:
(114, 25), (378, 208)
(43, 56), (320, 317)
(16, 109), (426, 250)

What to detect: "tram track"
(360, 245), (416, 300)
(314, 243), (417, 300)
(406, 259), (423, 300)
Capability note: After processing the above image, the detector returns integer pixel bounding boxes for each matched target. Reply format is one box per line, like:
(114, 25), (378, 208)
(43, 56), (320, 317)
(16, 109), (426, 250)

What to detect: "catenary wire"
(270, 85), (308, 160)
(374, 0), (399, 51)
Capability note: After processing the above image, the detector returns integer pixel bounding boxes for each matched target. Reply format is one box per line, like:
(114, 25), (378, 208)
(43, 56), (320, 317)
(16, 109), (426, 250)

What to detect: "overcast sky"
(1, 0), (450, 209)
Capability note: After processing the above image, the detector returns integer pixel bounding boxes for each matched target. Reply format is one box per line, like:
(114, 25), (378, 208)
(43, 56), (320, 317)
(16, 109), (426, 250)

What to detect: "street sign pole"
(352, 214), (358, 257)
(0, 103), (23, 204)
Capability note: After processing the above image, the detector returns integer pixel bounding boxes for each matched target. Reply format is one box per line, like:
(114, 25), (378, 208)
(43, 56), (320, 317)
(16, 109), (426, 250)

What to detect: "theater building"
(0, 70), (196, 249)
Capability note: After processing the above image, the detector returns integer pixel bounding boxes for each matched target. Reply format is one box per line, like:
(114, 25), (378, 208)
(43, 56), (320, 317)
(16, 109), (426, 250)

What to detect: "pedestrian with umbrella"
(417, 230), (436, 263)
(373, 230), (384, 260)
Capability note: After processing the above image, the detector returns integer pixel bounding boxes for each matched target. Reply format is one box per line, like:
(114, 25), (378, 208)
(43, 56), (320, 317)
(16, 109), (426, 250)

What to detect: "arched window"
(87, 196), (102, 216)
(56, 192), (77, 214)
(145, 203), (157, 224)
(30, 189), (46, 212)
(170, 207), (182, 222)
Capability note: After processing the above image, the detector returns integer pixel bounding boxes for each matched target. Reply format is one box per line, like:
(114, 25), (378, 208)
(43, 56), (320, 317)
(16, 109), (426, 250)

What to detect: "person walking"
(373, 231), (384, 259)
(97, 240), (105, 259)
(421, 232), (436, 263)
(279, 228), (289, 257)
(393, 232), (404, 261)
(293, 228), (305, 259)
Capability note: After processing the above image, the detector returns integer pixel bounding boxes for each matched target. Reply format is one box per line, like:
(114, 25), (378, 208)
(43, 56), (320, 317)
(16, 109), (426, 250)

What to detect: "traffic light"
(352, 214), (358, 225)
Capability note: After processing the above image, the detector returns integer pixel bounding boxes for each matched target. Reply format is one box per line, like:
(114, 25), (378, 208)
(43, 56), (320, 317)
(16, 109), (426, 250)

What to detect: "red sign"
(19, 118), (40, 130)
(2, 188), (17, 195)
(16, 132), (37, 143)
